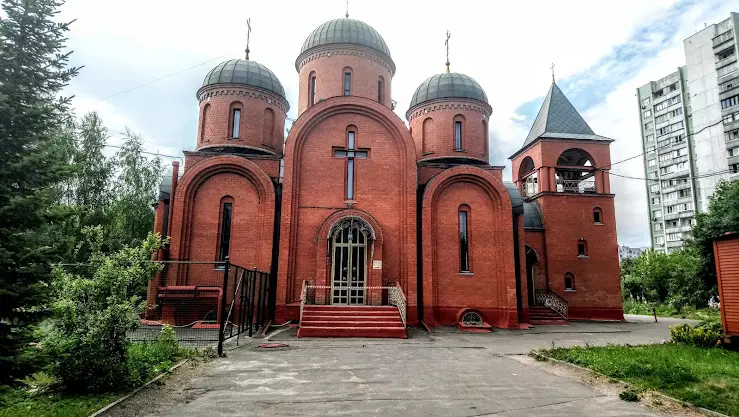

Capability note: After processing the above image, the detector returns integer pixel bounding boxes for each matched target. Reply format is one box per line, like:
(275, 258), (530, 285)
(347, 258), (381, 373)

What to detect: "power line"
(103, 144), (183, 162)
(96, 53), (233, 103)
(605, 119), (726, 168)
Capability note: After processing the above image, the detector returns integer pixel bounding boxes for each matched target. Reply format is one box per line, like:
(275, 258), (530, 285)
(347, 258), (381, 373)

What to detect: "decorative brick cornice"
(406, 99), (492, 121)
(295, 44), (396, 75)
(197, 85), (289, 114)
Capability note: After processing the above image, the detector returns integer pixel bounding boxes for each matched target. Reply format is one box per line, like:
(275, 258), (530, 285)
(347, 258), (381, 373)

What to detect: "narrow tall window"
(577, 239), (588, 257)
(231, 109), (241, 138)
(564, 272), (575, 290)
(459, 210), (470, 272)
(344, 72), (351, 96)
(377, 78), (384, 104)
(333, 129), (368, 201)
(310, 74), (317, 106)
(218, 202), (233, 262)
(593, 207), (602, 224)
(454, 121), (463, 150)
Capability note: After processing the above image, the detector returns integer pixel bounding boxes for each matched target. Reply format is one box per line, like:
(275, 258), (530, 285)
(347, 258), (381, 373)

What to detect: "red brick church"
(147, 17), (623, 337)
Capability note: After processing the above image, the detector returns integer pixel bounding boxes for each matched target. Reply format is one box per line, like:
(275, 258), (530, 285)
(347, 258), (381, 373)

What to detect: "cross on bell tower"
(333, 130), (369, 201)
(445, 30), (451, 73)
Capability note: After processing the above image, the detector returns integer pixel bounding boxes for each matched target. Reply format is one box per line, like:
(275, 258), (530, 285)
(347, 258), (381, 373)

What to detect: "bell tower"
(510, 81), (623, 321)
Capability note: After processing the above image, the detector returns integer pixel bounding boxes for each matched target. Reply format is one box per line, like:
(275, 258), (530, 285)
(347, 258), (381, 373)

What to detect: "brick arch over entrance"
(277, 96), (418, 324)
(421, 166), (519, 328)
(314, 209), (385, 296)
(167, 155), (276, 278)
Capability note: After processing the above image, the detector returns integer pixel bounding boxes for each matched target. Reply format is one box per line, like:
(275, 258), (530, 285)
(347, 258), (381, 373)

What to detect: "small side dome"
(407, 73), (488, 117)
(297, 18), (393, 71)
(199, 59), (287, 101)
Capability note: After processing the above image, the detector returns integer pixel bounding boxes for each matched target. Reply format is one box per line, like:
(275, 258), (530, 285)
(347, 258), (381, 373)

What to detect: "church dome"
(407, 72), (488, 116)
(199, 59), (286, 100)
(299, 18), (392, 60)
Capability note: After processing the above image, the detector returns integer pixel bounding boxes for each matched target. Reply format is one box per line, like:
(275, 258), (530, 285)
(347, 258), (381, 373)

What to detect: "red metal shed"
(713, 232), (739, 339)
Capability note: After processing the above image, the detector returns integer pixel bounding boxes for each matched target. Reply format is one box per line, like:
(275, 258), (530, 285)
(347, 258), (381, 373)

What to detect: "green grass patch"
(622, 300), (722, 322)
(0, 386), (117, 417)
(543, 343), (739, 416)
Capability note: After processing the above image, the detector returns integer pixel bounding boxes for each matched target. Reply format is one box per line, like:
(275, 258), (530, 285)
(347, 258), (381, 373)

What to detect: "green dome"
(200, 59), (286, 100)
(407, 72), (489, 117)
(297, 18), (393, 72)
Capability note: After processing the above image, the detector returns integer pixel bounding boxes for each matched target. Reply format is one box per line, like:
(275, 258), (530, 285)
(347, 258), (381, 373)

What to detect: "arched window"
(453, 115), (465, 151)
(377, 76), (384, 104)
(422, 117), (433, 154)
(577, 238), (588, 257)
(564, 272), (575, 291)
(593, 207), (603, 224)
(263, 108), (275, 145)
(459, 204), (471, 273)
(556, 148), (596, 194)
(343, 67), (352, 96)
(308, 71), (317, 107)
(217, 197), (234, 262)
(482, 119), (488, 156)
(228, 102), (242, 139)
(200, 103), (210, 143)
(519, 156), (537, 196)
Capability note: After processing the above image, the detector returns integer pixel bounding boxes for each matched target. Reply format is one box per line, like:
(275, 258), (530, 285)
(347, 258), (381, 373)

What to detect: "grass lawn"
(542, 343), (739, 416)
(0, 387), (118, 417)
(622, 300), (722, 322)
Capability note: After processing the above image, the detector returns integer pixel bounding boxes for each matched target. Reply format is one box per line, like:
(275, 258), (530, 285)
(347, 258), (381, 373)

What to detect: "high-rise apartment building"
(638, 12), (739, 253)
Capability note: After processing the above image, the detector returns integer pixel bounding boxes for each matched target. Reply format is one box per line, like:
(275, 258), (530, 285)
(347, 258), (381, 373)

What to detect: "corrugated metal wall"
(714, 235), (739, 336)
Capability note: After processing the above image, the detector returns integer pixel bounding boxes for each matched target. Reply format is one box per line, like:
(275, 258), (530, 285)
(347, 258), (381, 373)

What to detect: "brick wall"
(408, 101), (489, 163)
(421, 166), (519, 328)
(277, 97), (417, 324)
(196, 85), (287, 155)
(297, 47), (392, 116)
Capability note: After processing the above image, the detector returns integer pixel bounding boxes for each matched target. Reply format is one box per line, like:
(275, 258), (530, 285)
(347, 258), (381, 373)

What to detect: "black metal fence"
(218, 261), (271, 355)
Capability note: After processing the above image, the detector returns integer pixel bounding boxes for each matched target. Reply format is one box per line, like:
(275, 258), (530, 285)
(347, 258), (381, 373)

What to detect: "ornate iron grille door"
(331, 222), (367, 305)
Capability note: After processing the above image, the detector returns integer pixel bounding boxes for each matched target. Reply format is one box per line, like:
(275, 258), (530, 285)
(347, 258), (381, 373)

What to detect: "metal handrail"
(534, 290), (568, 319)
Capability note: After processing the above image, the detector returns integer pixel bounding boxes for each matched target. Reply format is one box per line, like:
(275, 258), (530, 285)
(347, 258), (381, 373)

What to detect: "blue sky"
(58, 0), (736, 248)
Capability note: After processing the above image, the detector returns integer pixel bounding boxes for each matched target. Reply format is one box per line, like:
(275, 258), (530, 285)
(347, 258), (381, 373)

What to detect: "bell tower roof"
(523, 82), (611, 146)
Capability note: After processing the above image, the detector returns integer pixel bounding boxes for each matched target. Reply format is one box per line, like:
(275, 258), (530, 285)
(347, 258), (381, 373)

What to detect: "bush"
(43, 229), (166, 393)
(126, 326), (181, 386)
(670, 321), (723, 348)
(620, 388), (640, 402)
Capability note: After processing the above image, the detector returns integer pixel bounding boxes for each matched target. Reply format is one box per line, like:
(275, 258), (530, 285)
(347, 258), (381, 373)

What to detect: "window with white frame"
(648, 159), (657, 167)
(650, 184), (660, 192)
(644, 109), (652, 118)
(656, 236), (665, 244)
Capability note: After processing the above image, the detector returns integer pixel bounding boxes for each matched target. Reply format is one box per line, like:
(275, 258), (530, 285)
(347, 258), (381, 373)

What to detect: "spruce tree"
(0, 0), (79, 383)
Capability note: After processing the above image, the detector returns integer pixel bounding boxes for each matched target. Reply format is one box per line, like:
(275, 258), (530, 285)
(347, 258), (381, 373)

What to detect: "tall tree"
(687, 180), (739, 295)
(107, 129), (163, 253)
(0, 0), (80, 383)
(75, 112), (113, 211)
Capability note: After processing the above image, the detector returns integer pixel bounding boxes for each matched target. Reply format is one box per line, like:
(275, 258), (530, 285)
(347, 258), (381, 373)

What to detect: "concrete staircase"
(529, 306), (568, 325)
(297, 305), (407, 338)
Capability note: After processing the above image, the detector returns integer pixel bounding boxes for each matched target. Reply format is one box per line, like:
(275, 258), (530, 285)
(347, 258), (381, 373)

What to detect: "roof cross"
(245, 18), (252, 60)
(551, 62), (555, 84)
(345, 0), (349, 18)
(445, 31), (451, 73)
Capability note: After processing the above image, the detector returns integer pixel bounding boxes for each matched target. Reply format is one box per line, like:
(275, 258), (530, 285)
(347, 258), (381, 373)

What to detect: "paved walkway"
(146, 315), (697, 417)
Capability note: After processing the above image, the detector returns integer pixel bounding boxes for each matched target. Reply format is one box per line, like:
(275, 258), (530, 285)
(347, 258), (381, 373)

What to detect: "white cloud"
(58, 0), (736, 247)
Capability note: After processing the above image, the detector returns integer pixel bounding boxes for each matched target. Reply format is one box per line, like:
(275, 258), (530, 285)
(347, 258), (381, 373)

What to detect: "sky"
(58, 0), (737, 248)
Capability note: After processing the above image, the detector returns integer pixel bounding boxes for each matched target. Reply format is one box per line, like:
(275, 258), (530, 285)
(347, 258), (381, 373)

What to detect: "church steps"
(300, 320), (404, 328)
(298, 305), (407, 338)
(528, 306), (568, 325)
(297, 326), (408, 338)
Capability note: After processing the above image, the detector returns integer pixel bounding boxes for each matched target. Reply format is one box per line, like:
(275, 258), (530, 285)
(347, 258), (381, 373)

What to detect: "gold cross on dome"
(445, 31), (451, 73)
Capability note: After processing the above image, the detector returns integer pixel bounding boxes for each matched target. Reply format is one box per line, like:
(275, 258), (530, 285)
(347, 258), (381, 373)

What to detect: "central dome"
(298, 18), (392, 66)
(407, 72), (489, 117)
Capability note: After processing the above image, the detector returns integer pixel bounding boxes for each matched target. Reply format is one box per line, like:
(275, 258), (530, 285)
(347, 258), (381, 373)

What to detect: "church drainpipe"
(416, 186), (425, 323)
(267, 182), (282, 320)
(512, 214), (523, 323)
(165, 161), (179, 248)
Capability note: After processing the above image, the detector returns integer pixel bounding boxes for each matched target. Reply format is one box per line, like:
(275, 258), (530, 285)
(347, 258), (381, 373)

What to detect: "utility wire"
(96, 53), (232, 103)
(605, 119), (726, 168)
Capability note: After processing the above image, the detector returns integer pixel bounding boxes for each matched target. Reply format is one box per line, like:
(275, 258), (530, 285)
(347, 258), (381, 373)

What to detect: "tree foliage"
(44, 229), (166, 392)
(0, 0), (80, 384)
(687, 180), (739, 293)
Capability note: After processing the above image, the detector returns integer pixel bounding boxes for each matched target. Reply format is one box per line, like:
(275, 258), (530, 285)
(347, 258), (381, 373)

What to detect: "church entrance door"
(330, 219), (369, 305)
